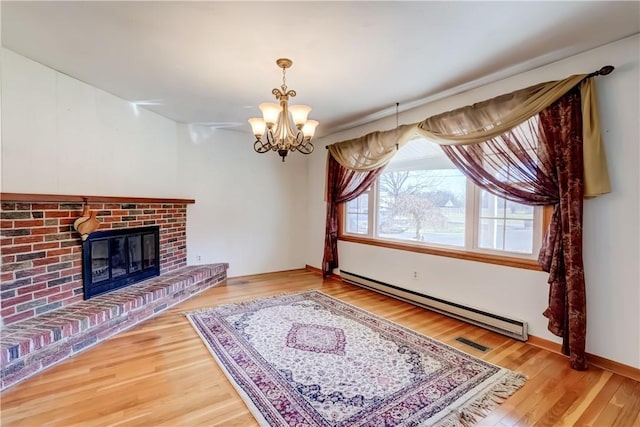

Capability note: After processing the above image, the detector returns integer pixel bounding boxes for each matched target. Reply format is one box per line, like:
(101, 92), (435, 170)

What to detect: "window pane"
(505, 219), (533, 253)
(377, 139), (465, 247)
(506, 200), (534, 220)
(345, 194), (368, 234)
(478, 189), (534, 254)
(478, 218), (505, 251)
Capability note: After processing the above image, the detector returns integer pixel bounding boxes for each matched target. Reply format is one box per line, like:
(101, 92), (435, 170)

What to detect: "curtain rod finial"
(588, 65), (615, 79)
(599, 65), (615, 76)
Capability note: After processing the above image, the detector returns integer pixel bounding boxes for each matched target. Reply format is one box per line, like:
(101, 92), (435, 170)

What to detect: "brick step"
(0, 263), (228, 390)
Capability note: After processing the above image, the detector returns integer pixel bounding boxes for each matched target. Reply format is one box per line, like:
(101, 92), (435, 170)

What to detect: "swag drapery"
(323, 68), (613, 370)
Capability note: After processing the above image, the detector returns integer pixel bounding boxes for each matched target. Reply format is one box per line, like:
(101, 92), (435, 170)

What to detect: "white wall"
(306, 35), (640, 368)
(1, 48), (308, 277)
(177, 125), (308, 277)
(1, 49), (180, 197)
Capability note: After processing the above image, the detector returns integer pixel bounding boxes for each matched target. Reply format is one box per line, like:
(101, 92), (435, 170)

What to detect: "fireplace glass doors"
(82, 226), (160, 299)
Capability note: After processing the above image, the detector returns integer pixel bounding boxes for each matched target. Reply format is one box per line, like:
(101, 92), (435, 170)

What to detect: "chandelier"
(248, 58), (318, 162)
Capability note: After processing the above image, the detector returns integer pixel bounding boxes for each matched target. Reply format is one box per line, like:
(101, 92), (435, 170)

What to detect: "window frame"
(339, 176), (552, 272)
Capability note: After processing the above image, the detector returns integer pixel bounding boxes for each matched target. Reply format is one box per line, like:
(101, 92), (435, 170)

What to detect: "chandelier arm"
(266, 129), (282, 151)
(254, 139), (272, 153)
(296, 141), (314, 155)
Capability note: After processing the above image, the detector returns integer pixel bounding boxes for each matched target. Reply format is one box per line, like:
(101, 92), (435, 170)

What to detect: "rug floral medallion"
(186, 291), (526, 427)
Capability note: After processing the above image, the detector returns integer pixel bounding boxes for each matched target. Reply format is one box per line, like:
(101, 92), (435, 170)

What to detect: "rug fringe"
(433, 371), (528, 427)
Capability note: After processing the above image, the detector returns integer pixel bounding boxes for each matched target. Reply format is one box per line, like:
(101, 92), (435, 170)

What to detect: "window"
(341, 137), (544, 269)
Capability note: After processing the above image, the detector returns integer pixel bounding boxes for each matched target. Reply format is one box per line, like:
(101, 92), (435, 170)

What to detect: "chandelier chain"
(281, 67), (287, 92)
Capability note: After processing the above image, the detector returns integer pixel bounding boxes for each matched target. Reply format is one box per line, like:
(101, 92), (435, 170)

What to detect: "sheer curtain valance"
(415, 72), (611, 197)
(327, 72), (610, 197)
(327, 124), (418, 172)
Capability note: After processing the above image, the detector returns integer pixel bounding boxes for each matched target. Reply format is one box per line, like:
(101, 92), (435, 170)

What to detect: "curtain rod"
(324, 65), (615, 150)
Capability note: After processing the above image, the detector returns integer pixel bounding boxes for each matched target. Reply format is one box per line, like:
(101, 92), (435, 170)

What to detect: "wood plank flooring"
(1, 269), (639, 426)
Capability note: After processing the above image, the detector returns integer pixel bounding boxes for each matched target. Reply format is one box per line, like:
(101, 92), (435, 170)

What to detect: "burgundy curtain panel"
(441, 87), (587, 369)
(322, 154), (385, 277)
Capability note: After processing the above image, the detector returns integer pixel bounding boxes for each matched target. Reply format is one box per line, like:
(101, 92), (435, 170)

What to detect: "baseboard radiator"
(340, 270), (528, 341)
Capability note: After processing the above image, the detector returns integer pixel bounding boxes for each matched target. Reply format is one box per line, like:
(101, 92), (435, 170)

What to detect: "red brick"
(14, 219), (44, 228)
(48, 290), (73, 303)
(44, 211), (71, 218)
(18, 283), (47, 295)
(4, 309), (34, 324)
(30, 227), (60, 235)
(33, 257), (61, 267)
(34, 286), (61, 299)
(60, 266), (82, 276)
(1, 238), (13, 246)
(32, 272), (59, 283)
(61, 282), (81, 292)
(1, 272), (14, 281)
(59, 218), (75, 226)
(13, 235), (43, 244)
(101, 217), (121, 223)
(1, 306), (15, 317)
(32, 203), (58, 210)
(0, 220), (14, 229)
(1, 245), (33, 255)
(1, 293), (32, 308)
(47, 248), (72, 257)
(33, 242), (60, 251)
(15, 266), (46, 278)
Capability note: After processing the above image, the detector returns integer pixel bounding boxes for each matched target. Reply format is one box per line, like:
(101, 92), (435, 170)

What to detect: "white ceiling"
(2, 1), (639, 137)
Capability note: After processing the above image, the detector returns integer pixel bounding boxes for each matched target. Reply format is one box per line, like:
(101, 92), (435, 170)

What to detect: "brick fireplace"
(1, 198), (188, 325)
(0, 193), (228, 390)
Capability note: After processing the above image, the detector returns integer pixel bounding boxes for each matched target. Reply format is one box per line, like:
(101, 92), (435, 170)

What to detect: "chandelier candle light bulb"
(248, 58), (318, 161)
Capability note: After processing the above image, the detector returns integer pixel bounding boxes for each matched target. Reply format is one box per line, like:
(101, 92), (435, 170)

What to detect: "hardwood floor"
(1, 269), (639, 426)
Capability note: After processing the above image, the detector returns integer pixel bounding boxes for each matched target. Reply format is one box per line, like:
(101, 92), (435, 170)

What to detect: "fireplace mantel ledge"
(0, 263), (228, 390)
(0, 193), (195, 204)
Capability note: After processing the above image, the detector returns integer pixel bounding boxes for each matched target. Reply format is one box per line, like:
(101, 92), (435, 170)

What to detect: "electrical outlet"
(413, 271), (418, 279)
(196, 255), (202, 262)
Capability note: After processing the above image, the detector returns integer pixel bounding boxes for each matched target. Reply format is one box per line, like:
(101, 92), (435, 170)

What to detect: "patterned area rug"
(186, 291), (526, 426)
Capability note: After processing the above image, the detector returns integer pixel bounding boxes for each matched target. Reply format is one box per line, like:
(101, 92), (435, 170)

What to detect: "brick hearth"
(0, 263), (228, 389)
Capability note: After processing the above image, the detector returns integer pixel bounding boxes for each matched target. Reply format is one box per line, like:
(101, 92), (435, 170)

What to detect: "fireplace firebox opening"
(82, 226), (160, 299)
